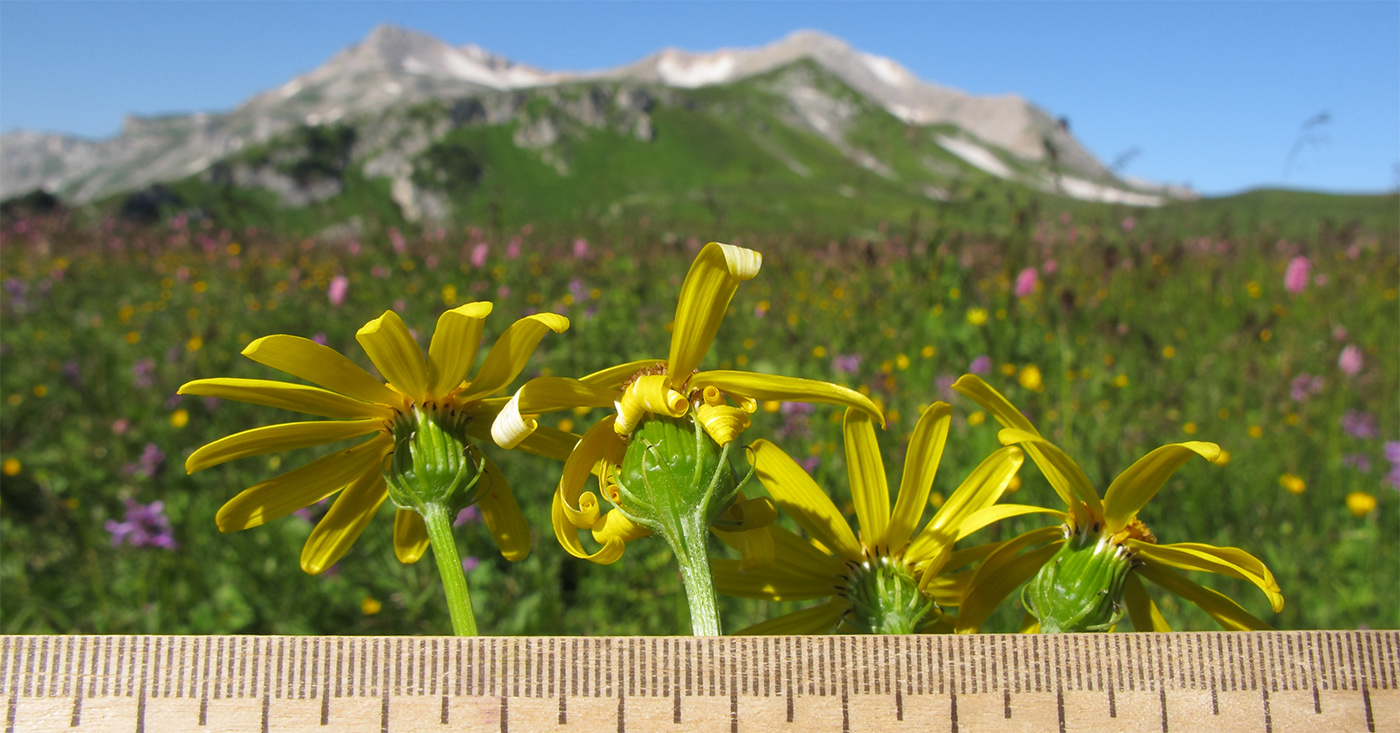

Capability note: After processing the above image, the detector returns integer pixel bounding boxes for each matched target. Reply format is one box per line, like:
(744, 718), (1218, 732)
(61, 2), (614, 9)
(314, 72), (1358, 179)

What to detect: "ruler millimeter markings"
(1, 631), (1395, 732)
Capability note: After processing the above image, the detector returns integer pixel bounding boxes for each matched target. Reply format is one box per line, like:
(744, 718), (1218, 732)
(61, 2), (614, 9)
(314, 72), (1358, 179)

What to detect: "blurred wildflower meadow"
(1, 194), (1396, 635)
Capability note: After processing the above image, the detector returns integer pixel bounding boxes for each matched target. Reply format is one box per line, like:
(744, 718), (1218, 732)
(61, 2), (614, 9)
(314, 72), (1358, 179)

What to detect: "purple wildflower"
(105, 498), (177, 550)
(462, 556), (480, 573)
(800, 455), (821, 474)
(969, 355), (992, 375)
(832, 354), (862, 375)
(1341, 410), (1379, 440)
(1343, 454), (1372, 473)
(1290, 373), (1325, 402)
(454, 506), (480, 526)
(131, 358), (156, 389)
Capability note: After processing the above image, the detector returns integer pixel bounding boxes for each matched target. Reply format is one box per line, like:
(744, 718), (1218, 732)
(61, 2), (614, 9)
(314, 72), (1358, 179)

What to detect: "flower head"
(952, 375), (1283, 633)
(715, 405), (1051, 634)
(179, 303), (571, 574)
(1339, 345), (1364, 376)
(105, 498), (177, 550)
(492, 243), (882, 568)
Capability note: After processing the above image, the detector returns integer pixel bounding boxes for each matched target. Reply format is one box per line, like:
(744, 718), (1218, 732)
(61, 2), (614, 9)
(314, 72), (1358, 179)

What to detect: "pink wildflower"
(327, 275), (349, 307)
(470, 243), (489, 268)
(1339, 345), (1364, 376)
(1014, 268), (1039, 298)
(1284, 257), (1311, 295)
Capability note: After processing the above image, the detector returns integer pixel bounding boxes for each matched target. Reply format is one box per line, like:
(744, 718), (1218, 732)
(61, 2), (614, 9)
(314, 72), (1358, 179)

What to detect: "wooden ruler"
(2, 631), (1395, 732)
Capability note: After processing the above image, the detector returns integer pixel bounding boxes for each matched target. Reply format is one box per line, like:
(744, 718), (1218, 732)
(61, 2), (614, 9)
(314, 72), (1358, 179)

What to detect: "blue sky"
(1, 1), (1396, 196)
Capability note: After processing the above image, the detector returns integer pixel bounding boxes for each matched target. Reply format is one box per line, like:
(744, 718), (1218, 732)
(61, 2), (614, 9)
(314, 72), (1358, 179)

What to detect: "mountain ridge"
(0, 24), (1178, 207)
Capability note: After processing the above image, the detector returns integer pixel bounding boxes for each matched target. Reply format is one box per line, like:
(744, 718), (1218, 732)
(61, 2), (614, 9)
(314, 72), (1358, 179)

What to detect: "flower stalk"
(419, 502), (478, 636)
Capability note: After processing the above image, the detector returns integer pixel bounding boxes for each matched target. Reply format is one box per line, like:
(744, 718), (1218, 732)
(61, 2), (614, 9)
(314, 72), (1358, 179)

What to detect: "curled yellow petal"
(996, 428), (1102, 525)
(242, 334), (399, 405)
(551, 489), (626, 565)
(695, 401), (751, 445)
(426, 301), (493, 397)
(667, 242), (762, 381)
(179, 378), (392, 419)
(393, 507), (429, 564)
(185, 418), (383, 474)
(458, 312), (569, 401)
(614, 374), (687, 435)
(591, 508), (652, 546)
(690, 370), (884, 426)
(489, 377), (618, 449)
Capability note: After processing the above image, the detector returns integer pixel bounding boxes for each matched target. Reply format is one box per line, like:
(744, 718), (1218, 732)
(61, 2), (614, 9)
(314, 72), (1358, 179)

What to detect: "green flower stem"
(420, 502), (478, 636)
(665, 512), (723, 636)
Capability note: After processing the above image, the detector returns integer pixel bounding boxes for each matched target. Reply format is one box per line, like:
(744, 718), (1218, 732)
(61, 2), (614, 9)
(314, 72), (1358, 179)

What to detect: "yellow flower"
(714, 405), (1051, 634)
(966, 308), (988, 326)
(1280, 474), (1306, 495)
(952, 375), (1284, 633)
(170, 409), (190, 428)
(179, 303), (571, 574)
(492, 243), (881, 566)
(1215, 450), (1231, 466)
(1, 458), (19, 476)
(361, 597), (382, 615)
(1346, 492), (1377, 517)
(1018, 365), (1044, 393)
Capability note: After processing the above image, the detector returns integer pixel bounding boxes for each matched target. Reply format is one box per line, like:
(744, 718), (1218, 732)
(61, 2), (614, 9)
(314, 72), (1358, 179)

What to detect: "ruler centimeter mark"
(0, 631), (1394, 731)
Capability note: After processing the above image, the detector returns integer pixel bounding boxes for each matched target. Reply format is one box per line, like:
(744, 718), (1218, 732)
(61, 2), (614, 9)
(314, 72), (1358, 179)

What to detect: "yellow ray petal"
(733, 599), (849, 636)
(1123, 573), (1172, 632)
(748, 440), (864, 562)
(717, 524), (847, 580)
(356, 311), (429, 401)
(714, 526), (774, 570)
(688, 371), (883, 426)
(1102, 442), (1220, 534)
(952, 374), (1038, 434)
(426, 302), (493, 397)
(667, 242), (762, 381)
(458, 313), (569, 401)
(580, 359), (665, 388)
(905, 446), (1025, 562)
(215, 436), (391, 532)
(551, 489), (626, 565)
(179, 378), (392, 420)
(952, 528), (1064, 633)
(996, 429), (1102, 524)
(185, 418), (383, 473)
(475, 456), (532, 561)
(299, 472), (388, 575)
(953, 504), (1065, 542)
(843, 408), (892, 552)
(1136, 562), (1274, 631)
(242, 334), (399, 405)
(886, 403), (952, 552)
(393, 507), (429, 564)
(712, 560), (840, 601)
(1130, 541), (1283, 612)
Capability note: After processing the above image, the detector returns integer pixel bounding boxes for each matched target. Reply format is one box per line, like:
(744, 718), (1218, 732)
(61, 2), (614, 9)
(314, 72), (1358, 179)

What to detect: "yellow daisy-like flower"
(714, 404), (1056, 634)
(951, 375), (1285, 633)
(491, 242), (882, 565)
(179, 303), (574, 575)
